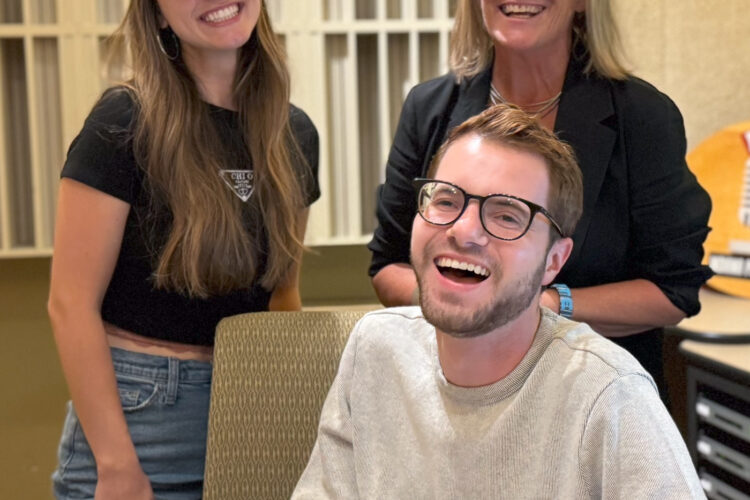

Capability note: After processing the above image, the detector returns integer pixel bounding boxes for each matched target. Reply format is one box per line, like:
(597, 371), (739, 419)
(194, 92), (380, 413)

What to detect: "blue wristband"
(550, 284), (573, 319)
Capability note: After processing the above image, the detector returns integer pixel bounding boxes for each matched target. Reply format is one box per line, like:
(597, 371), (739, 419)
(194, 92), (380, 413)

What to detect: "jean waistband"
(111, 347), (212, 384)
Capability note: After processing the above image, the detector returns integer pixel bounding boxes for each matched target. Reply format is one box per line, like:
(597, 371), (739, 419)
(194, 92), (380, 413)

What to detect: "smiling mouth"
(500, 3), (545, 18)
(435, 257), (490, 284)
(201, 3), (241, 24)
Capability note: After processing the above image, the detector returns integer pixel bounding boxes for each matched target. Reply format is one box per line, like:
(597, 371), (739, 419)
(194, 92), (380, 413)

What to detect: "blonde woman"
(368, 0), (712, 401)
(48, 1), (318, 498)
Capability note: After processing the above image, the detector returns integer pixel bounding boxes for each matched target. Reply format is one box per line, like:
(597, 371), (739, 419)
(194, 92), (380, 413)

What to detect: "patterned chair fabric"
(203, 310), (367, 500)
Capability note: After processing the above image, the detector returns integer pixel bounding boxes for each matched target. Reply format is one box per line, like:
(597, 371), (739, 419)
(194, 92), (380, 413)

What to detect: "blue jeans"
(52, 347), (212, 499)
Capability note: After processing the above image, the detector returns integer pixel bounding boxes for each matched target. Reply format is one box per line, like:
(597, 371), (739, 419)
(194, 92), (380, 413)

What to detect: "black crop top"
(61, 88), (320, 345)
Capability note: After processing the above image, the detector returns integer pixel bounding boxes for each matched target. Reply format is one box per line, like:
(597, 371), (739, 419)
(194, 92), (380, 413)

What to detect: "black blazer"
(368, 57), (713, 389)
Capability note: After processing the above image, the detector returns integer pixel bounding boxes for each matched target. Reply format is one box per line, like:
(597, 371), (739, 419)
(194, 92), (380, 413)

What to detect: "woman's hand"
(541, 279), (686, 336)
(95, 461), (154, 500)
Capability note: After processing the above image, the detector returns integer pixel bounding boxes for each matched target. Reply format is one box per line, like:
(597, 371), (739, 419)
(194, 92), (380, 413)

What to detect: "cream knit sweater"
(293, 307), (705, 499)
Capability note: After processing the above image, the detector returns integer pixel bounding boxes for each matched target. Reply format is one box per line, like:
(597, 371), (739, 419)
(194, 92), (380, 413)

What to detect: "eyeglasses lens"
(482, 196), (531, 239)
(419, 183), (463, 224)
(418, 181), (531, 240)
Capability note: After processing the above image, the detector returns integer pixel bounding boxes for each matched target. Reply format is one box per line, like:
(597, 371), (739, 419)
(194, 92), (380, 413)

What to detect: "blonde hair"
(428, 104), (583, 238)
(450, 0), (629, 82)
(107, 0), (307, 298)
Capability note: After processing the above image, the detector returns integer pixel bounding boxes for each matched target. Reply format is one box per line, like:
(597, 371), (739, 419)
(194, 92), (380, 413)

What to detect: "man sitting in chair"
(292, 105), (704, 498)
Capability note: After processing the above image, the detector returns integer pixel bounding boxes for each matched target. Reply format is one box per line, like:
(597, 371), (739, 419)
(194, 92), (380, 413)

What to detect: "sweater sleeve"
(579, 373), (706, 499)
(289, 105), (321, 207)
(367, 86), (424, 276)
(61, 88), (139, 204)
(292, 322), (361, 499)
(622, 83), (713, 316)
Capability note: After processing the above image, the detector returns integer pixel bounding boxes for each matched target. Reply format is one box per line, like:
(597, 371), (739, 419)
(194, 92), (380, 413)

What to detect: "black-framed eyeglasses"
(413, 178), (565, 240)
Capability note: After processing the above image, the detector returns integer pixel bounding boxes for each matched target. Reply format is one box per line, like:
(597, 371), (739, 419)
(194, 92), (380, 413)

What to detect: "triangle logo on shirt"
(219, 169), (254, 202)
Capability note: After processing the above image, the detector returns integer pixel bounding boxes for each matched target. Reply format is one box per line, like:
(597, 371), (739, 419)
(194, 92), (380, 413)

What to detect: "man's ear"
(541, 237), (573, 286)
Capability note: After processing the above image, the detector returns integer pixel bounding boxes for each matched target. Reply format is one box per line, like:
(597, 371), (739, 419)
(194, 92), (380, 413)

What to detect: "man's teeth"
(436, 257), (489, 277)
(203, 4), (240, 23)
(500, 4), (544, 16)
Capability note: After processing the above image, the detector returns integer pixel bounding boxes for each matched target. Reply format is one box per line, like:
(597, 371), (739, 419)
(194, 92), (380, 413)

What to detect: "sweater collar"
(433, 308), (562, 405)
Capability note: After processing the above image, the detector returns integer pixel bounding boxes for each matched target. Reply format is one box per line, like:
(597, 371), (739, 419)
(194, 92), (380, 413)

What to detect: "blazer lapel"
(441, 60), (617, 268)
(554, 61), (617, 264)
(446, 66), (493, 133)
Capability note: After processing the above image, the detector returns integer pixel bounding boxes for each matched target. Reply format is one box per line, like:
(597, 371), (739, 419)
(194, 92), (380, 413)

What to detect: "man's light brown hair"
(427, 104), (584, 239)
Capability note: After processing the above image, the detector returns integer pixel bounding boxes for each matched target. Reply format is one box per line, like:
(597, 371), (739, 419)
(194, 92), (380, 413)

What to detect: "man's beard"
(415, 254), (547, 339)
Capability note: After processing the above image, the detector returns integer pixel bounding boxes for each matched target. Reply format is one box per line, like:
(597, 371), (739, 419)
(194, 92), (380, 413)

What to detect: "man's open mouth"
(435, 257), (490, 284)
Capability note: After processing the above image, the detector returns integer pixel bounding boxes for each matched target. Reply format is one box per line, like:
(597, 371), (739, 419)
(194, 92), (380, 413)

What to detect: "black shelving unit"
(682, 345), (750, 499)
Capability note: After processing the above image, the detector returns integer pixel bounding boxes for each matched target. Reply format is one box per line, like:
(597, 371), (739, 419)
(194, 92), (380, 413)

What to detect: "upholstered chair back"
(203, 310), (367, 500)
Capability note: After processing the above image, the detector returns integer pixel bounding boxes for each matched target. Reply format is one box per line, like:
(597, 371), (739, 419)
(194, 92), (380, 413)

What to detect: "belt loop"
(166, 357), (179, 405)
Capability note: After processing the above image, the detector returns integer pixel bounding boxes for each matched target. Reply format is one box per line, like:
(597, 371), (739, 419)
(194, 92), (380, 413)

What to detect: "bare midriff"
(105, 322), (213, 362)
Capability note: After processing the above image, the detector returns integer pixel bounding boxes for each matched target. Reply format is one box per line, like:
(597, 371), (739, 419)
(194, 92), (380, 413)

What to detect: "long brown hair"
(110, 0), (306, 298)
(450, 0), (629, 82)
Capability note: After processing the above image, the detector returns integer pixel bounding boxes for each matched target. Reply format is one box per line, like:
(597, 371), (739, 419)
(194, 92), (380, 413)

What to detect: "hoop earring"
(157, 27), (180, 61)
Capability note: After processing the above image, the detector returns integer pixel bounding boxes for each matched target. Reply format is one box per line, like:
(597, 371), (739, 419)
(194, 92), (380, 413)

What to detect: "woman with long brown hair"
(48, 1), (318, 498)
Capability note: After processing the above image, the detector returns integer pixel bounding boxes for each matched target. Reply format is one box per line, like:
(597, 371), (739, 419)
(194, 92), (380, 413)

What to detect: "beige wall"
(615, 0), (750, 149)
(0, 258), (67, 498)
